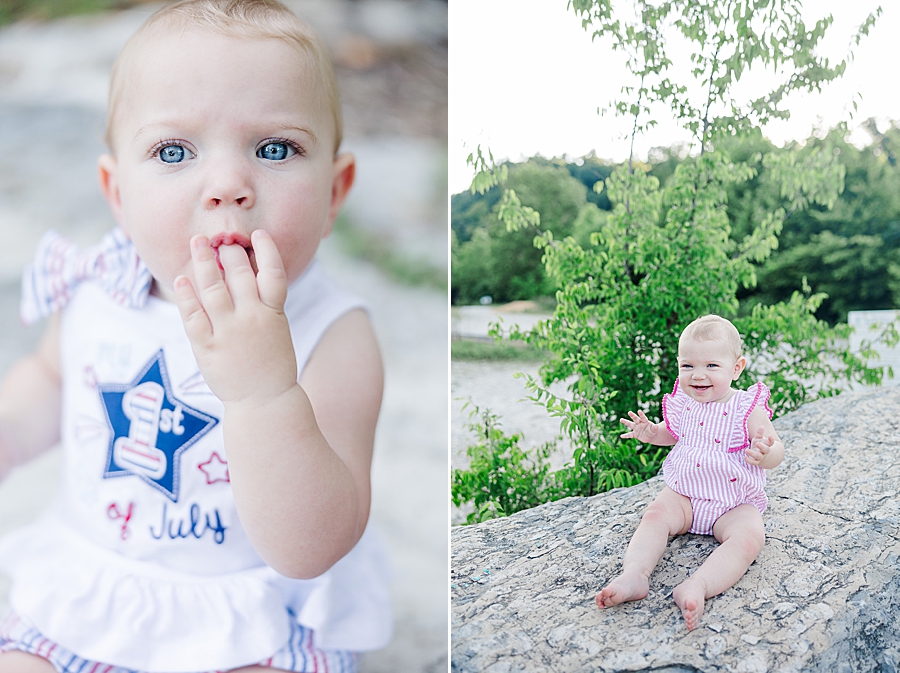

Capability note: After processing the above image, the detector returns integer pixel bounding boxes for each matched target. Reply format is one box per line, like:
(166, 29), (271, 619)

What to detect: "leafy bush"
(452, 404), (664, 524)
(451, 406), (556, 524)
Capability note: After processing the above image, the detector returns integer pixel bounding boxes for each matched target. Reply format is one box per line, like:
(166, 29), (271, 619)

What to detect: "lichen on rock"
(451, 386), (900, 672)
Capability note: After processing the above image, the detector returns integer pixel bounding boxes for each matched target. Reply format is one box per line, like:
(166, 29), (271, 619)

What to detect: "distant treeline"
(451, 122), (900, 324)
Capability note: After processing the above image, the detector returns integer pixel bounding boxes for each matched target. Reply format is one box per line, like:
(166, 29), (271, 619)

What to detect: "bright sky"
(449, 0), (899, 194)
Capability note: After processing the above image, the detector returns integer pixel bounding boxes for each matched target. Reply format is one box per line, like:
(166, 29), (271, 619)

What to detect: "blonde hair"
(679, 315), (743, 360)
(104, 0), (342, 153)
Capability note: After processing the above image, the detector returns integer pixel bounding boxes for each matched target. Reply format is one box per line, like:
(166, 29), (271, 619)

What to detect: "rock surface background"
(452, 386), (900, 672)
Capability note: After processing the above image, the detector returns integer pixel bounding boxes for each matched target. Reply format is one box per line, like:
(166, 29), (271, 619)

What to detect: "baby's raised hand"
(745, 427), (774, 466)
(620, 410), (655, 443)
(174, 230), (298, 406)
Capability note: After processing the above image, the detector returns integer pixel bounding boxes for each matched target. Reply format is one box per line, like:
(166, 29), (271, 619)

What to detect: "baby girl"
(0, 1), (390, 670)
(596, 315), (784, 630)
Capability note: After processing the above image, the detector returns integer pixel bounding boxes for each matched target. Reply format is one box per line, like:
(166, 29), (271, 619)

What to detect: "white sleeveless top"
(0, 260), (392, 672)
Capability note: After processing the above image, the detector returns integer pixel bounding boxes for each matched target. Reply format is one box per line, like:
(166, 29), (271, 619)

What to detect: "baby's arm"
(174, 231), (378, 579)
(224, 309), (380, 579)
(744, 405), (784, 469)
(0, 314), (62, 479)
(620, 410), (677, 446)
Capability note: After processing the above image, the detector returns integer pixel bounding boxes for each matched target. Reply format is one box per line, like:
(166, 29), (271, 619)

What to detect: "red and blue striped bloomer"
(0, 611), (358, 673)
(20, 228), (152, 326)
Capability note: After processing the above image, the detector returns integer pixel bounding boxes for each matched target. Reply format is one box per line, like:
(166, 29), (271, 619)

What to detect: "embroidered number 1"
(113, 382), (168, 479)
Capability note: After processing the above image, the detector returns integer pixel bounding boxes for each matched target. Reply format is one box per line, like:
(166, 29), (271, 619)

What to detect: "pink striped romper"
(661, 380), (772, 535)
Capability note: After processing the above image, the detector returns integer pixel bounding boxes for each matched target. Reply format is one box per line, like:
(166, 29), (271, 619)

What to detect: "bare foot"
(672, 578), (706, 630)
(595, 570), (649, 608)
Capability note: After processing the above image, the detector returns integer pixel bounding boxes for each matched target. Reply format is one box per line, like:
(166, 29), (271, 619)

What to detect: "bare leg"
(596, 486), (692, 608)
(672, 504), (765, 630)
(0, 651), (57, 672)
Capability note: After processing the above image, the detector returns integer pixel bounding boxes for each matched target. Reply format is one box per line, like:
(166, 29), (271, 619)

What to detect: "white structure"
(848, 310), (900, 386)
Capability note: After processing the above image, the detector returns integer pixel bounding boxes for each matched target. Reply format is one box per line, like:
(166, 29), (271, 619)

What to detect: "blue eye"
(258, 142), (293, 161)
(158, 144), (193, 164)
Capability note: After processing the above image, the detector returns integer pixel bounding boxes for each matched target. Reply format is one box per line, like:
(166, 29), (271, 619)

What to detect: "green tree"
(451, 159), (593, 304)
(453, 0), (893, 519)
(451, 229), (495, 305)
(750, 231), (900, 323)
(564, 152), (615, 210)
(745, 124), (900, 322)
(451, 184), (500, 244)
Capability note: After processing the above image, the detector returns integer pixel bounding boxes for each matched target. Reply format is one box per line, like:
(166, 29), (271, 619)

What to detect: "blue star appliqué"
(99, 350), (218, 501)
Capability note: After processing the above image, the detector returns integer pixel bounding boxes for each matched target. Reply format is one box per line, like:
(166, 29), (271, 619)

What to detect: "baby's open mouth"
(692, 385), (712, 392)
(209, 232), (254, 271)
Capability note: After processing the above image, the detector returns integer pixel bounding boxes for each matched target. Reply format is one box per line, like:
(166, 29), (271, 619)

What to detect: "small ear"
(733, 356), (747, 380)
(323, 152), (355, 238)
(98, 154), (126, 230)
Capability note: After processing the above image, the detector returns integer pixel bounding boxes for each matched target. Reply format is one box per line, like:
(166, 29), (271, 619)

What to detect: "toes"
(595, 588), (614, 609)
(673, 584), (705, 630)
(680, 598), (702, 630)
(596, 583), (628, 609)
(596, 574), (650, 609)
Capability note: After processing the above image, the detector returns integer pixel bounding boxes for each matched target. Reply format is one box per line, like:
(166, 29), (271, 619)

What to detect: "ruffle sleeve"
(727, 381), (773, 452)
(661, 380), (689, 440)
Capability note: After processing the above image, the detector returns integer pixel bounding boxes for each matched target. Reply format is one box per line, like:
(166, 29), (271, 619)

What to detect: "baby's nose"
(212, 196), (248, 206)
(206, 185), (254, 209)
(203, 162), (255, 209)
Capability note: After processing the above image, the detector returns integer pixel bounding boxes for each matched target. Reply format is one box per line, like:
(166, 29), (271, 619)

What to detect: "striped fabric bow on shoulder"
(20, 227), (153, 325)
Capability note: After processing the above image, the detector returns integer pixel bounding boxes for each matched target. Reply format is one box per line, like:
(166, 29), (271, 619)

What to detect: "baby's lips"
(208, 232), (254, 271)
(209, 231), (253, 251)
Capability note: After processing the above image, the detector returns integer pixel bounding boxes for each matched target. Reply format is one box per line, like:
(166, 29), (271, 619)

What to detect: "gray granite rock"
(451, 386), (900, 672)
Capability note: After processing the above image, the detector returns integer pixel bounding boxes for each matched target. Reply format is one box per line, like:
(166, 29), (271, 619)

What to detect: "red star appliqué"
(198, 452), (230, 485)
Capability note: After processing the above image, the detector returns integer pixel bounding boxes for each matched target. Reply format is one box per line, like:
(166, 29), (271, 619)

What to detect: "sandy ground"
(451, 361), (563, 470)
(0, 2), (447, 671)
(450, 306), (552, 340)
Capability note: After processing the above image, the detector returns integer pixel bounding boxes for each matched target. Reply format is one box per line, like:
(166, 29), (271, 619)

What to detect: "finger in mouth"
(209, 232), (255, 272)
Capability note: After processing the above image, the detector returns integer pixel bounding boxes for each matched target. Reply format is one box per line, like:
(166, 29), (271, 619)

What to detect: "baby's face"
(677, 337), (745, 404)
(99, 28), (350, 301)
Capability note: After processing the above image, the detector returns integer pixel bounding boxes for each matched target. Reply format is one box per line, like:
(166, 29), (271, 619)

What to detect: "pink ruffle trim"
(727, 382), (772, 453)
(661, 379), (681, 440)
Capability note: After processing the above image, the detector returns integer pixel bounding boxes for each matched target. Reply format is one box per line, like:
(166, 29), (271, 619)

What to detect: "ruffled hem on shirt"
(0, 516), (392, 672)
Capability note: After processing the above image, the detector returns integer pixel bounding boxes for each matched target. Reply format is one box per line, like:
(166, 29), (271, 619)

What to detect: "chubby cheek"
(262, 226), (327, 288)
(118, 186), (194, 290)
(264, 190), (333, 283)
(131, 229), (193, 297)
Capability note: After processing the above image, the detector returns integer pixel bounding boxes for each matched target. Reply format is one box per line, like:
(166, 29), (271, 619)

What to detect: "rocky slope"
(452, 386), (900, 672)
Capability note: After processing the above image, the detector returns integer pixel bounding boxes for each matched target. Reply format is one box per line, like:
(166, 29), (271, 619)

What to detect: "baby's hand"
(174, 230), (297, 406)
(745, 427), (775, 466)
(620, 410), (656, 443)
